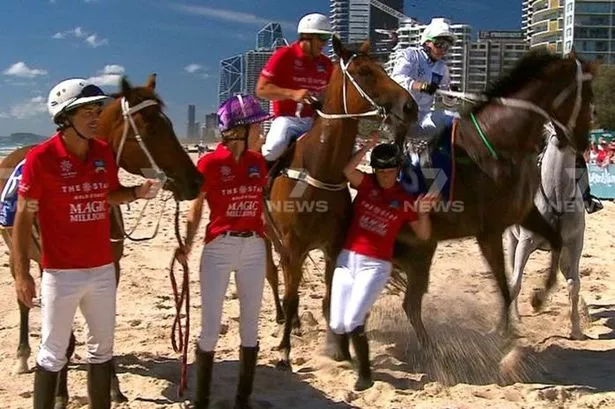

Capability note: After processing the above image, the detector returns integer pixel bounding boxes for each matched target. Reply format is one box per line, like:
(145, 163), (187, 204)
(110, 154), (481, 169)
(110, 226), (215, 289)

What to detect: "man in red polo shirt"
(175, 94), (272, 409)
(13, 78), (154, 409)
(256, 12), (334, 163)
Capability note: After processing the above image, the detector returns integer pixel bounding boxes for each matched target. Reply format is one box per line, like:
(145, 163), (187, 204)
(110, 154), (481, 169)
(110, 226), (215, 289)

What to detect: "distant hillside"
(0, 133), (47, 146)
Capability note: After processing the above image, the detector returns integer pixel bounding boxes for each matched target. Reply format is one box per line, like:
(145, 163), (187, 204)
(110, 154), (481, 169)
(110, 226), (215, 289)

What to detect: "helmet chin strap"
(65, 118), (92, 141)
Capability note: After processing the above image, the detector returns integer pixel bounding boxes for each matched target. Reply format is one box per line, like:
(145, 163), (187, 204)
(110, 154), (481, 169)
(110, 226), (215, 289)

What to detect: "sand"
(1, 153), (614, 409)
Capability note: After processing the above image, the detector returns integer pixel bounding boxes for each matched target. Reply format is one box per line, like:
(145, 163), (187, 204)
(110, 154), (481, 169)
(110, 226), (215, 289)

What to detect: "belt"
(222, 231), (255, 238)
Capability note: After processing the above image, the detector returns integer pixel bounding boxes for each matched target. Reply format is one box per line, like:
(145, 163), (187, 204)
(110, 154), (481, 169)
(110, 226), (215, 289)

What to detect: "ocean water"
(0, 142), (21, 158)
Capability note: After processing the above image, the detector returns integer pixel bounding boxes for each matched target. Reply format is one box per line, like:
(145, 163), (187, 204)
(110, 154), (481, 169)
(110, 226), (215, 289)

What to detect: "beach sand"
(1, 153), (614, 408)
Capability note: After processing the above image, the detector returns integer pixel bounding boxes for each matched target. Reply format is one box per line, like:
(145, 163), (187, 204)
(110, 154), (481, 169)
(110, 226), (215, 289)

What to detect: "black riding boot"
(194, 348), (215, 409)
(330, 332), (352, 362)
(87, 360), (113, 409)
(234, 344), (259, 409)
(33, 365), (59, 409)
(349, 326), (374, 391)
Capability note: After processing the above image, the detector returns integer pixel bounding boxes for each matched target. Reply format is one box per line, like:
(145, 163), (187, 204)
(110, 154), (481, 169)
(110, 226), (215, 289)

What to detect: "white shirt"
(390, 47), (451, 118)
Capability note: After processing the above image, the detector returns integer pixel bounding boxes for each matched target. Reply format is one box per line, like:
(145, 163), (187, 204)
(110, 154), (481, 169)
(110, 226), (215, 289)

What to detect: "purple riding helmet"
(217, 94), (273, 133)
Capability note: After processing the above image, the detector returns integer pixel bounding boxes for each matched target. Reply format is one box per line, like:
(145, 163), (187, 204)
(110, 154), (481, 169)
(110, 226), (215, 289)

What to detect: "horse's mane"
(109, 86), (164, 108)
(470, 48), (563, 114)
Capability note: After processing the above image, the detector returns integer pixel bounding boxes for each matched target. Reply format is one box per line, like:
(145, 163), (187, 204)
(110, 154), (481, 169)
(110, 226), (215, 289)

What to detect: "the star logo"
(60, 160), (72, 173)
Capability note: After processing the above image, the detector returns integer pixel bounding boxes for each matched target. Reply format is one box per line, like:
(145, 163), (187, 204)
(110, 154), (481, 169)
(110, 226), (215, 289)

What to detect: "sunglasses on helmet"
(79, 84), (105, 98)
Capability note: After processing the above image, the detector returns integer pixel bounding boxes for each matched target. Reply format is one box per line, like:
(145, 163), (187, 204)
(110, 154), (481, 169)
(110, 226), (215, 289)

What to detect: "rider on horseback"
(391, 17), (459, 145)
(256, 12), (334, 164)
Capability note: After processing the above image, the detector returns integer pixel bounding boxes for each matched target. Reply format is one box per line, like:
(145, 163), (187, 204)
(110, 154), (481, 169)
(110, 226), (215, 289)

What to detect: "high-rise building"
(187, 104), (196, 139)
(218, 54), (244, 105)
(522, 0), (533, 42)
(257, 23), (285, 50)
(329, 0), (407, 62)
(386, 18), (472, 91)
(523, 0), (614, 63)
(466, 31), (529, 93)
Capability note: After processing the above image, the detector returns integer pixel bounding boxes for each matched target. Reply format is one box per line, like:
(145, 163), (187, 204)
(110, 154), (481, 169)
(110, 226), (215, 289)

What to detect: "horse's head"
(327, 36), (417, 143)
(97, 74), (203, 201)
(547, 48), (599, 152)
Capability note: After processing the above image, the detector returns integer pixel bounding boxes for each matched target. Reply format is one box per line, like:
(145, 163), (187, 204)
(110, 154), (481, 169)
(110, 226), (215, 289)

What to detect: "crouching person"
(329, 134), (438, 391)
(175, 94), (272, 408)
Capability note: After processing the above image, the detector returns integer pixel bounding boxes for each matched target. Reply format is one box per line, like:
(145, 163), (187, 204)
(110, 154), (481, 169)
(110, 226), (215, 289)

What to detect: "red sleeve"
(18, 150), (43, 200)
(196, 155), (208, 193)
(261, 47), (290, 81)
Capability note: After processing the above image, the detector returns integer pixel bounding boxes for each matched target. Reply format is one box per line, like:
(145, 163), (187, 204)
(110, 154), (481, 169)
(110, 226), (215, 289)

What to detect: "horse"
(506, 122), (587, 340)
(389, 48), (598, 349)
(0, 74), (203, 408)
(263, 36), (418, 369)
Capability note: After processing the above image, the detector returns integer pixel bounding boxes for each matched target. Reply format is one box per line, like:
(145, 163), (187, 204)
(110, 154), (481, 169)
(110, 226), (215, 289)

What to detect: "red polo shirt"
(197, 144), (267, 243)
(344, 175), (418, 261)
(261, 41), (333, 118)
(18, 133), (120, 269)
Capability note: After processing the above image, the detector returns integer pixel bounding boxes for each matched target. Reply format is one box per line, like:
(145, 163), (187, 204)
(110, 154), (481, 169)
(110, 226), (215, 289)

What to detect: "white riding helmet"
(420, 18), (457, 45)
(297, 13), (332, 35)
(47, 78), (110, 123)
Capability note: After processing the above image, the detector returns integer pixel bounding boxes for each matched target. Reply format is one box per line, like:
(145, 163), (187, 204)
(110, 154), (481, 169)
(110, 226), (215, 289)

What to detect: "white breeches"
(198, 234), (266, 351)
(329, 249), (392, 334)
(36, 263), (117, 372)
(261, 116), (313, 162)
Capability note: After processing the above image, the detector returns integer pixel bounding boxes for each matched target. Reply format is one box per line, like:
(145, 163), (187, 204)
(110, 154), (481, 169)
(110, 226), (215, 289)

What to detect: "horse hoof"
(353, 376), (374, 392)
(54, 397), (68, 409)
(570, 330), (587, 341)
(275, 360), (292, 371)
(111, 390), (129, 403)
(12, 359), (29, 375)
(291, 327), (303, 337)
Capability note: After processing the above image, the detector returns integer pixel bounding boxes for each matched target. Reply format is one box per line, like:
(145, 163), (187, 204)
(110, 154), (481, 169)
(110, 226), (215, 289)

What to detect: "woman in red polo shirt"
(13, 78), (155, 408)
(329, 135), (438, 392)
(176, 94), (271, 409)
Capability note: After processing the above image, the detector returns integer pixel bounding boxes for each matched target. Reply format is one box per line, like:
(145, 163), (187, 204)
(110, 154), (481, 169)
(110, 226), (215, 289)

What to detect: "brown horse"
(263, 37), (418, 369)
(0, 74), (203, 408)
(390, 49), (598, 348)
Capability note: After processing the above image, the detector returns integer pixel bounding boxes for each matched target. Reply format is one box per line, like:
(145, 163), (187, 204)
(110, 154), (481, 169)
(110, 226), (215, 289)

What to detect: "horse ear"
(121, 76), (132, 96)
(145, 73), (157, 90)
(359, 40), (370, 55)
(332, 35), (350, 61)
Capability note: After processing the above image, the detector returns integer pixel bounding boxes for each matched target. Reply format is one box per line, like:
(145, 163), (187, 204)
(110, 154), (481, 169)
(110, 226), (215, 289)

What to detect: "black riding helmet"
(370, 143), (403, 169)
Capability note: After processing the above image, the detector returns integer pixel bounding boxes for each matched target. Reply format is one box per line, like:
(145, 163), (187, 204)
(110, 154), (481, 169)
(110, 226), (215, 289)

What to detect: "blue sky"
(0, 0), (521, 137)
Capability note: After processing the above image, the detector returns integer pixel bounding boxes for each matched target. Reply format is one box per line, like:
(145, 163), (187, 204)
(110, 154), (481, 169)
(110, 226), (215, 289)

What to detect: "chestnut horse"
(0, 74), (203, 408)
(390, 49), (597, 348)
(263, 37), (418, 369)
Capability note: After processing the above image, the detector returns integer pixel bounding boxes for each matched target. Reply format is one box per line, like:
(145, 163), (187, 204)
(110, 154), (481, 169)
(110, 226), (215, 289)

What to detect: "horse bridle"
(111, 97), (174, 242)
(437, 58), (593, 141)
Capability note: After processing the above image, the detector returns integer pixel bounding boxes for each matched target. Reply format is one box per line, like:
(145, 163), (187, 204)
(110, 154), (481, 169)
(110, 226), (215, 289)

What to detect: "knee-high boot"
(87, 360), (113, 409)
(33, 365), (59, 409)
(349, 326), (374, 391)
(194, 348), (215, 409)
(233, 344), (259, 409)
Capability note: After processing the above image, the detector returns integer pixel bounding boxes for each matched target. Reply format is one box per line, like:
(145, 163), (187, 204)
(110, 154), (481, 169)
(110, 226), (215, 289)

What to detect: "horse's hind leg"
(476, 232), (514, 336)
(518, 205), (562, 312)
(506, 227), (536, 322)
(10, 250), (32, 374)
(397, 242), (436, 350)
(265, 239), (285, 325)
(559, 236), (585, 340)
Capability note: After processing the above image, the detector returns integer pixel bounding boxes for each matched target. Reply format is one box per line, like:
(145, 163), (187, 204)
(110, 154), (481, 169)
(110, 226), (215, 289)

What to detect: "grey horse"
(506, 123), (586, 340)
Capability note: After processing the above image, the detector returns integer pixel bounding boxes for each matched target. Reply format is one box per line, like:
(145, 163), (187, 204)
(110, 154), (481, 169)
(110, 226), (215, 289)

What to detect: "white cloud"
(1, 96), (47, 120)
(52, 27), (108, 47)
(185, 63), (202, 73)
(3, 62), (48, 78)
(85, 34), (108, 48)
(173, 5), (294, 31)
(87, 64), (125, 86)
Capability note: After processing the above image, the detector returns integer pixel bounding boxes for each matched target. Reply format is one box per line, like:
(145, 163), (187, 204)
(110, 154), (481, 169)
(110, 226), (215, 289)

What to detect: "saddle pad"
(0, 159), (26, 227)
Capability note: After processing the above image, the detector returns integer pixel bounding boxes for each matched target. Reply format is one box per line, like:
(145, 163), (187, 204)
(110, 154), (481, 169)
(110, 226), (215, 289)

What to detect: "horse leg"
(54, 333), (75, 409)
(10, 250), (32, 374)
(265, 239), (284, 325)
(518, 205), (562, 312)
(476, 232), (513, 336)
(398, 242), (436, 350)
(276, 249), (304, 371)
(322, 246), (351, 362)
(110, 259), (128, 403)
(506, 227), (536, 322)
(559, 236), (585, 340)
